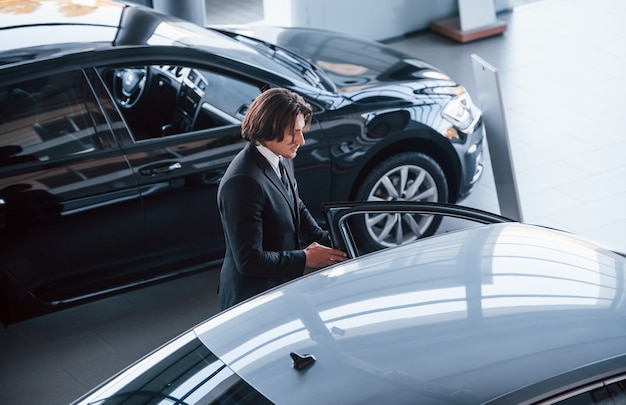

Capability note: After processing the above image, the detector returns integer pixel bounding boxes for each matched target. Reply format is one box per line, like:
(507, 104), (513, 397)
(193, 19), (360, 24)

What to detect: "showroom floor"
(2, 0), (626, 403)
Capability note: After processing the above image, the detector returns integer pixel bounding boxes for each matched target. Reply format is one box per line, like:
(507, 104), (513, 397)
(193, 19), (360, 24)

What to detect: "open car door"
(323, 202), (515, 258)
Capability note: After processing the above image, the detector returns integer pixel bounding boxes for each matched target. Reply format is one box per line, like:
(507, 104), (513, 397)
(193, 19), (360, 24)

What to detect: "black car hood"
(219, 26), (454, 94)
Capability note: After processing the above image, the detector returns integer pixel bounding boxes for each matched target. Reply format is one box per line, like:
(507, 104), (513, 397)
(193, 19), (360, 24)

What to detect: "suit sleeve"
(218, 174), (306, 279)
(283, 158), (329, 246)
(297, 198), (330, 246)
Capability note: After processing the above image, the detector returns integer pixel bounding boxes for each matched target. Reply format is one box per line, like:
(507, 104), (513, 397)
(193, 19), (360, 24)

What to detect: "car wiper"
(214, 29), (335, 92)
(272, 46), (324, 87)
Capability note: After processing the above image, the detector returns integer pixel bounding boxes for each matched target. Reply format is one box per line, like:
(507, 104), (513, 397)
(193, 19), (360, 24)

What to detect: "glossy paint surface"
(196, 223), (626, 404)
(0, 0), (483, 323)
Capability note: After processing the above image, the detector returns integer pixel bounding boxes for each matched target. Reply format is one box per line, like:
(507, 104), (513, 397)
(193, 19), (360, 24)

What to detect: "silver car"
(73, 203), (626, 404)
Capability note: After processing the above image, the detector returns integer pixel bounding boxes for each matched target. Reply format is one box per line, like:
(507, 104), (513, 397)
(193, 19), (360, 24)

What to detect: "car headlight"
(442, 91), (481, 135)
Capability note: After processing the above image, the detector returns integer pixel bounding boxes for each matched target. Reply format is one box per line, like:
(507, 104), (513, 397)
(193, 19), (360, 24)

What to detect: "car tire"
(354, 152), (448, 252)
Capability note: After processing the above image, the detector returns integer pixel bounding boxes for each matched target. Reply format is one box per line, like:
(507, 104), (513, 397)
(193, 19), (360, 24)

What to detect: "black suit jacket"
(217, 143), (329, 309)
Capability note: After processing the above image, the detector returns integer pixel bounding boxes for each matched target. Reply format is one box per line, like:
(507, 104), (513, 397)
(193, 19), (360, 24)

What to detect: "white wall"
(263, 0), (512, 41)
(146, 0), (513, 42)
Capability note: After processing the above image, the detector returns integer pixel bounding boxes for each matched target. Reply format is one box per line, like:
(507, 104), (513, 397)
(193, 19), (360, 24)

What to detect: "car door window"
(77, 333), (273, 404)
(98, 64), (261, 141)
(94, 62), (263, 279)
(322, 202), (513, 258)
(544, 375), (626, 404)
(0, 69), (145, 310)
(605, 378), (626, 403)
(0, 71), (110, 165)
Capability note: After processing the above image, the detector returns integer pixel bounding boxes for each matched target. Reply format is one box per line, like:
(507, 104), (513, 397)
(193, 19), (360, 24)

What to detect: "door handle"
(139, 162), (182, 176)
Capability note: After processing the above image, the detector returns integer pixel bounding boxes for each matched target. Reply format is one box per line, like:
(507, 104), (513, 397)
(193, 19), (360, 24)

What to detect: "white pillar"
(459, 0), (497, 31)
(471, 54), (523, 222)
(262, 0), (293, 26)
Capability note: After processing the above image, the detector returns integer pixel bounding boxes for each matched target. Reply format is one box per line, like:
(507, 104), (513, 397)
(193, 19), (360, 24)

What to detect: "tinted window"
(86, 337), (273, 404)
(605, 379), (626, 402)
(548, 376), (626, 404)
(0, 71), (108, 165)
(98, 64), (260, 141)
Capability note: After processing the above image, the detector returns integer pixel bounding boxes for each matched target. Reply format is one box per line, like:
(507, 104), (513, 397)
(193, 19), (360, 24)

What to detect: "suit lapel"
(248, 144), (297, 218)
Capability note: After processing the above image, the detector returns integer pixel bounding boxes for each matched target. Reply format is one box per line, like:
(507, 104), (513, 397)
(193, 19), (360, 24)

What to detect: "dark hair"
(241, 88), (312, 143)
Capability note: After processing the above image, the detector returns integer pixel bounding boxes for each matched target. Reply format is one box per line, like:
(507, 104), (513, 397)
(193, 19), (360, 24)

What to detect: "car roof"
(0, 0), (125, 55)
(195, 223), (626, 404)
(0, 0), (308, 87)
(0, 0), (250, 54)
(0, 0), (126, 28)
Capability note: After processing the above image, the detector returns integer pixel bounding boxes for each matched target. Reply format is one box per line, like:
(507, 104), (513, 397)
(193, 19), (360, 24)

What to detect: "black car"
(72, 203), (626, 405)
(0, 0), (483, 324)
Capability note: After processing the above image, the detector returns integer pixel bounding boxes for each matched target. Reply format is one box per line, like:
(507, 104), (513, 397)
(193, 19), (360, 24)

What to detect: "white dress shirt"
(255, 143), (283, 180)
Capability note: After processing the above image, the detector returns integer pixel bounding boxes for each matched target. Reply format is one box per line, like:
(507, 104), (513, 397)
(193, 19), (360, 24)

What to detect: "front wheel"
(354, 152), (448, 251)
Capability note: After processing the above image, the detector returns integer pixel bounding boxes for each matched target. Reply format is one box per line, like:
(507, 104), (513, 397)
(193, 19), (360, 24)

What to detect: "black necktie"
(279, 160), (292, 198)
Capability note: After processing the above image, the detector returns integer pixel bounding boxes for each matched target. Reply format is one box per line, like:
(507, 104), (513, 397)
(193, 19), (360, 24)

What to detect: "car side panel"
(94, 63), (260, 277)
(0, 69), (144, 321)
(122, 129), (245, 276)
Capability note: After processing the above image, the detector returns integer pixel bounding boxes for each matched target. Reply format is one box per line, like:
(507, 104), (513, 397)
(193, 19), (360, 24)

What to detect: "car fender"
(329, 120), (463, 203)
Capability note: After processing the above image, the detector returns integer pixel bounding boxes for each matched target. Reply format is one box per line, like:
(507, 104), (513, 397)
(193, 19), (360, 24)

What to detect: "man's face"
(264, 113), (305, 159)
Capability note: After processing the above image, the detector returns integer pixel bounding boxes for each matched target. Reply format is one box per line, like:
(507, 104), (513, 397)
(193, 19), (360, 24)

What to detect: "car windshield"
(147, 21), (319, 91)
(211, 29), (335, 92)
(74, 332), (273, 404)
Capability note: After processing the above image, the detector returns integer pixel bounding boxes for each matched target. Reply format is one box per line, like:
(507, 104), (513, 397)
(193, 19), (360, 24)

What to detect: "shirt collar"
(255, 143), (281, 177)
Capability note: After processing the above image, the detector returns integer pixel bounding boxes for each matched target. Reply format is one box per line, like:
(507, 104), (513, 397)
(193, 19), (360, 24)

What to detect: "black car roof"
(0, 0), (309, 89)
(0, 0), (235, 56)
(0, 0), (124, 56)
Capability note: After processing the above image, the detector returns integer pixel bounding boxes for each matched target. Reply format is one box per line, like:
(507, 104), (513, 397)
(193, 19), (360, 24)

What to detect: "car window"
(0, 71), (109, 165)
(98, 64), (261, 141)
(605, 378), (626, 403)
(322, 202), (513, 257)
(542, 375), (626, 404)
(76, 335), (273, 404)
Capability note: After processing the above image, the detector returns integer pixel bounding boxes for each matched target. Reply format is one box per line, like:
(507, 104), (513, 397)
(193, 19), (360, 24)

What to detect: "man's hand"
(304, 242), (348, 271)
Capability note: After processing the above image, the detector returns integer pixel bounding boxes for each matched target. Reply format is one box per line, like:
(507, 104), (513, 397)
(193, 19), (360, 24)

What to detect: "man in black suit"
(217, 88), (348, 310)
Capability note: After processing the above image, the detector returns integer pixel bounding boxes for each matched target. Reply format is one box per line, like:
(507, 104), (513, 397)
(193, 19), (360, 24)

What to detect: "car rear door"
(0, 68), (144, 319)
(95, 63), (260, 277)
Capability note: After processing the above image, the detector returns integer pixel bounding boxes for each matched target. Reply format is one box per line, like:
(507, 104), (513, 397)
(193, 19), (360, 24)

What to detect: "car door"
(323, 201), (513, 257)
(96, 63), (261, 277)
(0, 68), (143, 320)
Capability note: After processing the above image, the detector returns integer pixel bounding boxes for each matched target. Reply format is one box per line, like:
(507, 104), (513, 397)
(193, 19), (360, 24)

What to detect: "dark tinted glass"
(97, 64), (259, 141)
(88, 337), (273, 404)
(551, 377), (626, 404)
(605, 378), (626, 403)
(0, 71), (107, 165)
